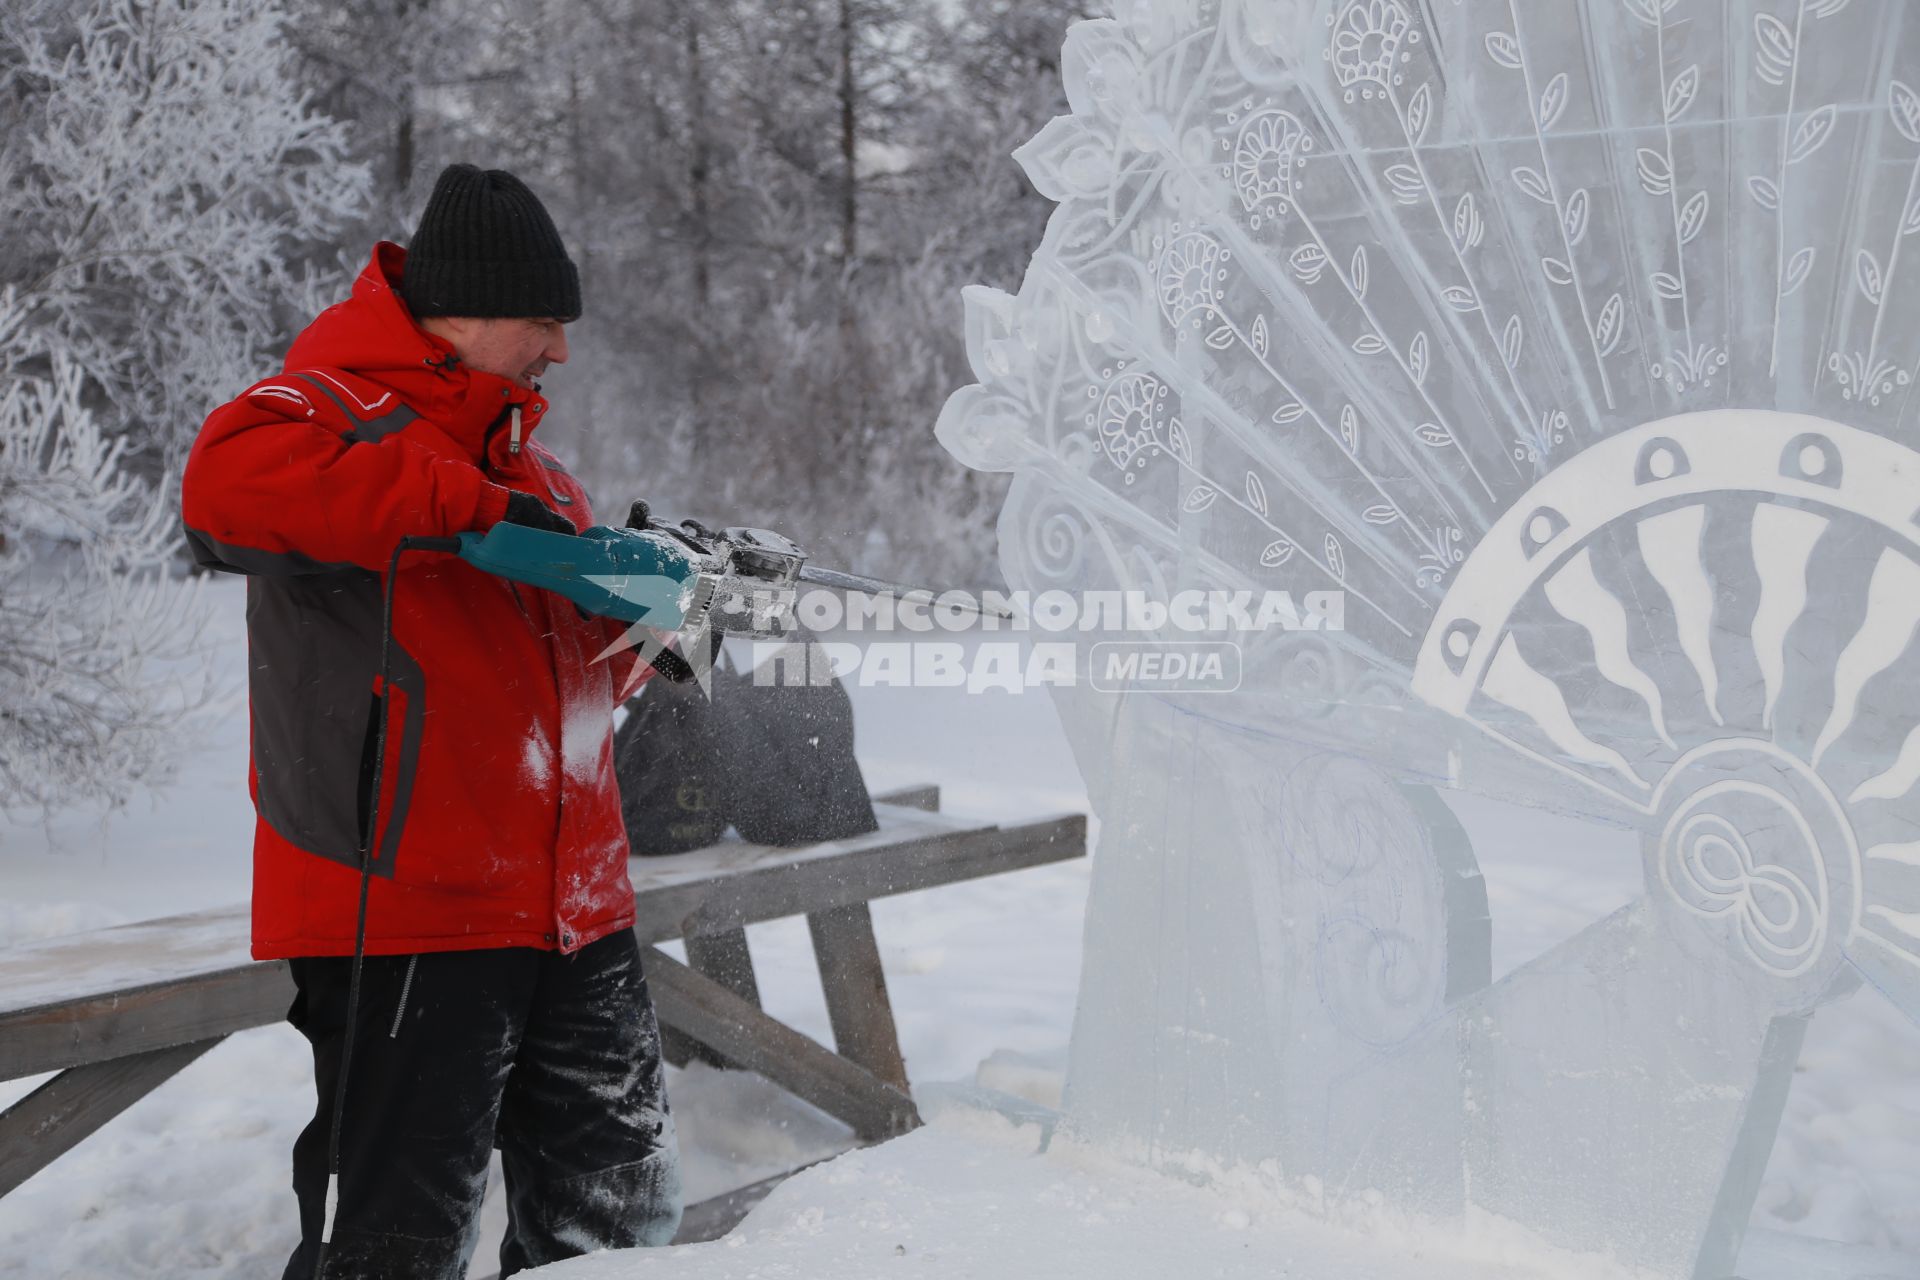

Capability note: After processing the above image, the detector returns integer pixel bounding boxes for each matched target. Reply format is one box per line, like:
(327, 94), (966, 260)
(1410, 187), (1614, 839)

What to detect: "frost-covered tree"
(282, 0), (470, 238)
(0, 292), (219, 812)
(272, 0), (1087, 583)
(430, 0), (1005, 580)
(0, 0), (368, 810)
(0, 0), (371, 468)
(904, 0), (1099, 290)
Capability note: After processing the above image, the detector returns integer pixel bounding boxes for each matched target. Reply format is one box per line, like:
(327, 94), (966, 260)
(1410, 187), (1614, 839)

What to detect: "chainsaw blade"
(796, 566), (1010, 619)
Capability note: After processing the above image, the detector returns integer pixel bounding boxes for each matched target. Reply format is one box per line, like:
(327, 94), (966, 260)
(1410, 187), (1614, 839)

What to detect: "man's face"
(424, 316), (570, 390)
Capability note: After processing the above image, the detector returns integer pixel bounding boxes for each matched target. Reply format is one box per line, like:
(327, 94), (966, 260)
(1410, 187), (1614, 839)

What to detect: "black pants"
(281, 929), (681, 1280)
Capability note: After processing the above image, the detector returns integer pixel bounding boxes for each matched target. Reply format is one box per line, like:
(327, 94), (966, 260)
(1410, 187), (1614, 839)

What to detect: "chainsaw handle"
(622, 495), (714, 556)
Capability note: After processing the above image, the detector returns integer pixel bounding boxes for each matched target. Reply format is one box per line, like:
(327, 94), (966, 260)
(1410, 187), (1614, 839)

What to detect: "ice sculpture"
(936, 2), (1920, 1276)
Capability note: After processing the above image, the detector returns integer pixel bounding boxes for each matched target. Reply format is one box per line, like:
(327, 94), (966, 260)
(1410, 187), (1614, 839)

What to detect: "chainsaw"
(453, 499), (995, 640)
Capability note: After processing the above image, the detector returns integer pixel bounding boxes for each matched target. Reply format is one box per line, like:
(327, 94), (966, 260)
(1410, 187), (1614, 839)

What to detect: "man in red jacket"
(182, 164), (681, 1278)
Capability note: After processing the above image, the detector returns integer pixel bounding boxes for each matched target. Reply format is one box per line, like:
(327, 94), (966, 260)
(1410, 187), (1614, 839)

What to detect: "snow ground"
(1, 576), (1915, 1277)
(540, 1096), (1664, 1280)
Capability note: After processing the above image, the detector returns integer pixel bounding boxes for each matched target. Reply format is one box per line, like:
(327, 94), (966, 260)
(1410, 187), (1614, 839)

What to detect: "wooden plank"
(657, 1024), (704, 1072)
(676, 929), (761, 1071)
(0, 904), (255, 1021)
(0, 804), (1083, 1087)
(627, 802), (969, 908)
(0, 1038), (222, 1196)
(0, 810), (970, 1078)
(474, 1145), (858, 1277)
(671, 1148), (854, 1244)
(0, 963), (290, 1084)
(474, 1146), (853, 1278)
(870, 784), (940, 813)
(808, 904), (909, 1091)
(685, 929), (762, 1007)
(641, 947), (920, 1143)
(0, 794), (945, 1024)
(640, 811), (1086, 944)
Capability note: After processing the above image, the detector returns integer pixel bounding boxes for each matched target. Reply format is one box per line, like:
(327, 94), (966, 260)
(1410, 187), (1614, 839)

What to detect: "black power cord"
(311, 535), (460, 1280)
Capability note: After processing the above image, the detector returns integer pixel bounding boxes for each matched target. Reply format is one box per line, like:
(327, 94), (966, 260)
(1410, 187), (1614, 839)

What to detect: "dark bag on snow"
(613, 639), (878, 854)
(709, 643), (878, 846)
(612, 669), (730, 855)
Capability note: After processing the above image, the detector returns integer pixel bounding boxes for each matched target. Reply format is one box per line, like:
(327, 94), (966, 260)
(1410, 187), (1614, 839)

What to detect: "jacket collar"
(282, 242), (550, 467)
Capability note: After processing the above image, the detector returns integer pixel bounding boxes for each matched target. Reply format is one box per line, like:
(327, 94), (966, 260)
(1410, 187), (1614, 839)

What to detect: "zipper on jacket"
(388, 954), (420, 1038)
(480, 402), (515, 471)
(508, 406), (523, 456)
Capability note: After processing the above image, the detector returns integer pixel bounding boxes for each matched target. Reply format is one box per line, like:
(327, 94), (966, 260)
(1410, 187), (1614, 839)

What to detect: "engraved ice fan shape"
(937, 1), (1920, 1277)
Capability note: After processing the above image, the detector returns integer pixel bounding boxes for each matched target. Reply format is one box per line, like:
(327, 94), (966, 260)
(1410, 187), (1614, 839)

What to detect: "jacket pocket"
(249, 574), (424, 876)
(360, 641), (427, 879)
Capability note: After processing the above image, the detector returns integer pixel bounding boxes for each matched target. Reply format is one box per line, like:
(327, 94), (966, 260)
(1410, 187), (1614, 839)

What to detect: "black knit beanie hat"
(400, 164), (581, 322)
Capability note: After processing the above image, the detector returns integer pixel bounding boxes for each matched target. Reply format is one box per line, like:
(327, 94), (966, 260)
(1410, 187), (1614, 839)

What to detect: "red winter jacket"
(183, 243), (647, 960)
